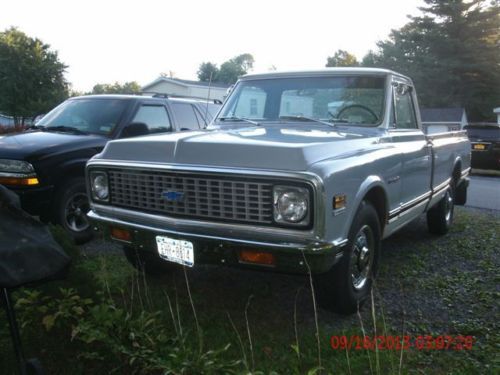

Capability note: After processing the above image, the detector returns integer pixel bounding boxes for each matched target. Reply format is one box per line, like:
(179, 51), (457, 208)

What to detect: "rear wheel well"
(363, 187), (388, 230)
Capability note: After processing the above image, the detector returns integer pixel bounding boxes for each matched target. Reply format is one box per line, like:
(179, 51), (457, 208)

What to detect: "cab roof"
(241, 67), (410, 81)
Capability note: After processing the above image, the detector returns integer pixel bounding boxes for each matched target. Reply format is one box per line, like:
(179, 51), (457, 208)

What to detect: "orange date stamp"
(330, 335), (474, 351)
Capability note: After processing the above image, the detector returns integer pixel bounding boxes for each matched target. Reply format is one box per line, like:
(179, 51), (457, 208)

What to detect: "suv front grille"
(108, 169), (274, 224)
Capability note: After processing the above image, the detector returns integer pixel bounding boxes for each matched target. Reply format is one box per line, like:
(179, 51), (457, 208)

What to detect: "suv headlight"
(0, 159), (35, 174)
(90, 171), (109, 201)
(273, 185), (310, 225)
(0, 159), (39, 186)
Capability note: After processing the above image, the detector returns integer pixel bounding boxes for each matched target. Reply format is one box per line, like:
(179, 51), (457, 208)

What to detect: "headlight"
(0, 159), (35, 174)
(90, 171), (109, 201)
(273, 185), (310, 225)
(0, 159), (39, 186)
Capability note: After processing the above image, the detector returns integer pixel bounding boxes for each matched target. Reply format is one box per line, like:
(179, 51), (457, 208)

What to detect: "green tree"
(326, 50), (360, 67)
(363, 0), (499, 121)
(215, 53), (255, 84)
(0, 27), (68, 124)
(197, 62), (219, 82)
(91, 81), (142, 95)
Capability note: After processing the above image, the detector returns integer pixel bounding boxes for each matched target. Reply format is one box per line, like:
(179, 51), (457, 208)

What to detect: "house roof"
(141, 77), (230, 91)
(420, 108), (465, 123)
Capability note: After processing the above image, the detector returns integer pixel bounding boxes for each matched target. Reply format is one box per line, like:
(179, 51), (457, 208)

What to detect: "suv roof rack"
(142, 92), (223, 105)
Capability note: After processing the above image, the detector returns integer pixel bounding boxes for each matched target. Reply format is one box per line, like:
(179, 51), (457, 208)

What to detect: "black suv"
(0, 94), (221, 242)
(465, 123), (500, 170)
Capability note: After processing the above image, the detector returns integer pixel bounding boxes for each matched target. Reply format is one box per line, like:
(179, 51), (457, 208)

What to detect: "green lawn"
(1, 207), (498, 374)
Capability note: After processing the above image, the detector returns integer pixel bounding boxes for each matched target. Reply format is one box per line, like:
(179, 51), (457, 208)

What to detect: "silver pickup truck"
(86, 68), (470, 314)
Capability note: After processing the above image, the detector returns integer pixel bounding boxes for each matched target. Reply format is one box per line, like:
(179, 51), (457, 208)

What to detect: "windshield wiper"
(45, 125), (88, 135)
(218, 116), (260, 126)
(279, 115), (336, 128)
(24, 125), (46, 131)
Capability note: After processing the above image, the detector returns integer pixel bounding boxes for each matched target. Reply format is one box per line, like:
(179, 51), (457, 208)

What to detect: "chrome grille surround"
(108, 169), (275, 225)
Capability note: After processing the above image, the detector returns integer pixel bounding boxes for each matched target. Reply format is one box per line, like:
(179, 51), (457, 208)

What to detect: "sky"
(1, 0), (423, 92)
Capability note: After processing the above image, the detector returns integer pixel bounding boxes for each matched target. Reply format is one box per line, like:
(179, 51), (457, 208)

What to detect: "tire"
(427, 183), (454, 235)
(123, 245), (175, 276)
(313, 201), (381, 314)
(54, 177), (93, 244)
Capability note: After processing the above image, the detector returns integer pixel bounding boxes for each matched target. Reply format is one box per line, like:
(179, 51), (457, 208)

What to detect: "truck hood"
(96, 124), (384, 171)
(0, 131), (107, 161)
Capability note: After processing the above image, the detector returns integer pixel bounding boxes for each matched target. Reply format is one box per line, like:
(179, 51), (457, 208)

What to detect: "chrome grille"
(108, 169), (274, 224)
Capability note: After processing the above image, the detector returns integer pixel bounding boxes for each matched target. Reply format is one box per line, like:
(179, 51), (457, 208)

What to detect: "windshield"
(37, 98), (130, 135)
(217, 76), (386, 126)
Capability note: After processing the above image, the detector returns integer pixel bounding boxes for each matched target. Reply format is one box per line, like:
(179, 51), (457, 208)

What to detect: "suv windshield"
(217, 76), (386, 126)
(37, 98), (129, 135)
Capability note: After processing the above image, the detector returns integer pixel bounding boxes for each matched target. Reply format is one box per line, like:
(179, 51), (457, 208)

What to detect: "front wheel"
(313, 201), (381, 314)
(55, 178), (93, 244)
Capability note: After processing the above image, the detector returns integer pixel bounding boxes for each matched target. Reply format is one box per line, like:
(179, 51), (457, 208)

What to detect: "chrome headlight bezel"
(90, 171), (109, 202)
(273, 185), (310, 226)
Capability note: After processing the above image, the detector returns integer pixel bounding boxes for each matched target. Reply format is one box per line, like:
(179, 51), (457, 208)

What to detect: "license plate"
(473, 143), (486, 150)
(156, 236), (194, 267)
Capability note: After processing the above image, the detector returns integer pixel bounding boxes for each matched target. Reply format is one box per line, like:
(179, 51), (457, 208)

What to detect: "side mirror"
(121, 122), (149, 138)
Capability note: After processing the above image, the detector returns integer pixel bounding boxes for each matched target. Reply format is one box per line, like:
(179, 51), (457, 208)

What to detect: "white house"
(230, 89), (314, 118)
(141, 77), (230, 102)
(494, 107), (500, 125)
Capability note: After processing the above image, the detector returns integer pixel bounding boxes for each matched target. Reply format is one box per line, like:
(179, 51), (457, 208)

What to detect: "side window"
(394, 85), (417, 129)
(171, 103), (200, 130)
(131, 105), (172, 134)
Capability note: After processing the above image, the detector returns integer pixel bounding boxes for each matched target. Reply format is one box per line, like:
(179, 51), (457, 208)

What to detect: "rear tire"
(427, 184), (454, 235)
(123, 246), (175, 276)
(313, 201), (381, 314)
(55, 178), (93, 244)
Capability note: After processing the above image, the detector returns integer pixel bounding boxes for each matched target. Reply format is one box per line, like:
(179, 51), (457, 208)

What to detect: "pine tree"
(363, 0), (499, 121)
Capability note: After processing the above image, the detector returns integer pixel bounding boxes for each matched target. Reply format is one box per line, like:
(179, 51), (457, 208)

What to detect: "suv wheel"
(55, 178), (93, 244)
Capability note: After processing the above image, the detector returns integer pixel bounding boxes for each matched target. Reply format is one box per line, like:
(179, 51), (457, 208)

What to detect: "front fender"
(344, 175), (388, 236)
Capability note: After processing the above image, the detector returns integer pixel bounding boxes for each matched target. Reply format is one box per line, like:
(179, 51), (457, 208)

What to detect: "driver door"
(389, 82), (432, 216)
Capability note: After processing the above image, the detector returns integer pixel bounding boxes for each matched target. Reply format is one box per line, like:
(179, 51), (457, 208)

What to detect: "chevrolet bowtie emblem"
(161, 191), (185, 202)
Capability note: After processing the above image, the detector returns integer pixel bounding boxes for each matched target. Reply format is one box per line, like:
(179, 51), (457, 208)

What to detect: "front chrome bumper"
(88, 204), (346, 253)
(88, 206), (347, 274)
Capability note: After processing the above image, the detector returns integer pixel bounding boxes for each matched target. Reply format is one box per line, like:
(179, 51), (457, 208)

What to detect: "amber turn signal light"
(0, 177), (39, 186)
(110, 227), (132, 242)
(333, 194), (347, 209)
(239, 250), (276, 266)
